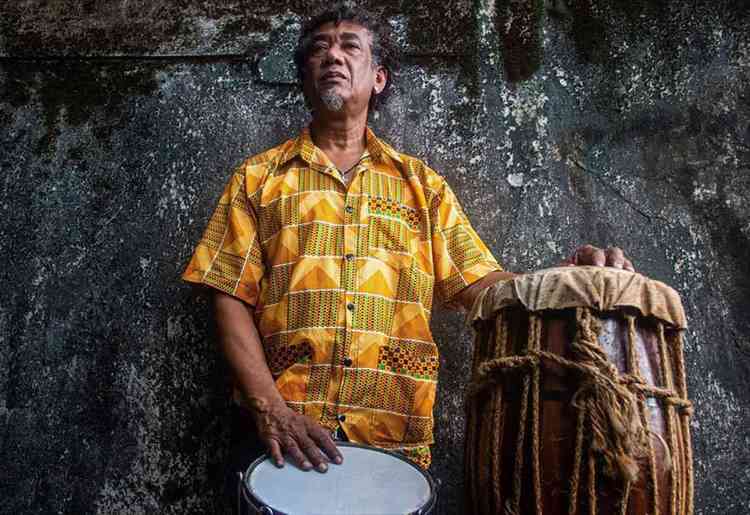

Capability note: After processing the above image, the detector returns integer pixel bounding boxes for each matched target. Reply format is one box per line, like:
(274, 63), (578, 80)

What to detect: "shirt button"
(337, 414), (346, 422)
(347, 302), (355, 311)
(345, 253), (354, 261)
(343, 357), (353, 367)
(345, 205), (354, 214)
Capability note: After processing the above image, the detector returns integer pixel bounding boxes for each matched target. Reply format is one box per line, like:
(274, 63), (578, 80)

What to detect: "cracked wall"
(1, 1), (749, 513)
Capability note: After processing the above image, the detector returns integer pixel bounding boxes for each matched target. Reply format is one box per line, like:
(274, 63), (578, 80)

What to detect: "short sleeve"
(431, 179), (503, 305)
(181, 164), (265, 306)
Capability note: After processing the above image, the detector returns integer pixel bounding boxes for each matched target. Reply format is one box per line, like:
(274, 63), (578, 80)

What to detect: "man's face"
(302, 20), (387, 114)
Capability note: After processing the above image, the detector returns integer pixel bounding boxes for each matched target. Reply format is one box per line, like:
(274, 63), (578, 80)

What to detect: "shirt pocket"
(377, 341), (439, 381)
(265, 337), (313, 403)
(264, 338), (313, 377)
(369, 340), (439, 445)
(365, 196), (420, 269)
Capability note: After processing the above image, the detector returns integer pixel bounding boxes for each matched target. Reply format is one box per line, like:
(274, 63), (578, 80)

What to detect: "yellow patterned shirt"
(182, 127), (502, 468)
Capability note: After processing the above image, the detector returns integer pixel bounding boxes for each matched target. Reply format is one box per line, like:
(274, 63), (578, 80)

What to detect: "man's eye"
(311, 43), (328, 53)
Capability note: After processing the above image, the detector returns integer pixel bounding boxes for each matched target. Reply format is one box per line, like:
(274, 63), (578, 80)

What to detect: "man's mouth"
(320, 71), (347, 82)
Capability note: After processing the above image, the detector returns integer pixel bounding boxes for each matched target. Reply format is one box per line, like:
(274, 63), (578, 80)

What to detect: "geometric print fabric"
(182, 127), (503, 468)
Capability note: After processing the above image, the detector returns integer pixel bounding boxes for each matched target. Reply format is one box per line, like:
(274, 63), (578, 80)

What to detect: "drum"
(240, 442), (438, 514)
(464, 266), (693, 515)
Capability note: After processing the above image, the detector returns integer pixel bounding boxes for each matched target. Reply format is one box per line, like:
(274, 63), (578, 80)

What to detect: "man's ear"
(374, 65), (388, 94)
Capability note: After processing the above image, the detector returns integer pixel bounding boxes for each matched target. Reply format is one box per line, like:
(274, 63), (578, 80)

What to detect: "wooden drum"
(464, 267), (693, 515)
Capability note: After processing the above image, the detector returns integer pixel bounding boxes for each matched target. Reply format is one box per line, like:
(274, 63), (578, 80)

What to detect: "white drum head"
(244, 443), (434, 515)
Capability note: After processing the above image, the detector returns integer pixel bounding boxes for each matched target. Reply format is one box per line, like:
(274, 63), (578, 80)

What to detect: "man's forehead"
(311, 20), (372, 43)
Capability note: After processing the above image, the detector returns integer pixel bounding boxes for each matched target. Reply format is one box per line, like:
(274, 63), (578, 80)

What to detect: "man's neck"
(309, 116), (369, 177)
(310, 117), (368, 156)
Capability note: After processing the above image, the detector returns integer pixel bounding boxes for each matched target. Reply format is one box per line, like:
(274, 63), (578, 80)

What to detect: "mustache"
(320, 71), (348, 81)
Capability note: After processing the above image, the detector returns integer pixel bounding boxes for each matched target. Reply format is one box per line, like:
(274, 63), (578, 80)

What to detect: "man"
(182, 3), (633, 481)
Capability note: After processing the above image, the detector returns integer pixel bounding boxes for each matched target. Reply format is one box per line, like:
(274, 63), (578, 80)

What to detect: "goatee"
(320, 90), (344, 112)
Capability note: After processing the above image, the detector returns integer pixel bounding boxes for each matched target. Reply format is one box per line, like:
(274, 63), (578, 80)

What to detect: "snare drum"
(240, 442), (437, 515)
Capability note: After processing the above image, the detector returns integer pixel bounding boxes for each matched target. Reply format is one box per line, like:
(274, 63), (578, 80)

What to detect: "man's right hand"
(253, 400), (343, 473)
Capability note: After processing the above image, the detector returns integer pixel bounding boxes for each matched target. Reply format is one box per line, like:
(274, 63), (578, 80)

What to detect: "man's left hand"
(563, 244), (635, 272)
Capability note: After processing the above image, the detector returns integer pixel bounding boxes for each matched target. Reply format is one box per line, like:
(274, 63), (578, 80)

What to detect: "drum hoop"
(241, 442), (438, 515)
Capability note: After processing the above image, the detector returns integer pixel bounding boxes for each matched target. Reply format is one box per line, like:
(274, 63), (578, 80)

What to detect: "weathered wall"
(1, 1), (748, 513)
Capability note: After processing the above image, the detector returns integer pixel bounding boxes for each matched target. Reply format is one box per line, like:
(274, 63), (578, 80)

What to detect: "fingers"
(569, 244), (635, 271)
(309, 424), (343, 465)
(261, 412), (341, 473)
(268, 439), (284, 468)
(283, 437), (314, 471)
(592, 247), (606, 266)
(574, 244), (606, 266)
(297, 433), (331, 472)
(605, 246), (625, 269)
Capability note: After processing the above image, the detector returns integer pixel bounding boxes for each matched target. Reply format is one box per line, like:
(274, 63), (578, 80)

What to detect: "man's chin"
(319, 91), (345, 112)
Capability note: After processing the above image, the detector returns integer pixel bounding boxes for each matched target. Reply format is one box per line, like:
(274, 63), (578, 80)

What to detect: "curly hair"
(293, 2), (400, 112)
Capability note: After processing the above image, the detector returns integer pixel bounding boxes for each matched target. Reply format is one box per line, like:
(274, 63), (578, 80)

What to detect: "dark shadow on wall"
(497, 0), (750, 82)
(1, 61), (158, 152)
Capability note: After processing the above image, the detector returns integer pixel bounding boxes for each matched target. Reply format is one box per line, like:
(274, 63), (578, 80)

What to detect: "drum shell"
(465, 306), (692, 515)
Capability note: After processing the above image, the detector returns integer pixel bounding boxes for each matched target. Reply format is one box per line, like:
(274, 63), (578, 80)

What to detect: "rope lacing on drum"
(466, 308), (693, 486)
(465, 299), (694, 515)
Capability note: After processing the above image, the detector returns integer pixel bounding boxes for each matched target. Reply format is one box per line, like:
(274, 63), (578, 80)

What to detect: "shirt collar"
(276, 126), (403, 170)
(364, 126), (403, 165)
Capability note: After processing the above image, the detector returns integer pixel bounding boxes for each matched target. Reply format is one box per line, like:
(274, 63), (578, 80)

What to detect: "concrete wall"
(1, 1), (748, 513)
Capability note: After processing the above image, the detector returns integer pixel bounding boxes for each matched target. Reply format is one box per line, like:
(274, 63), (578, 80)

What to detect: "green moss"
(2, 60), (158, 153)
(495, 0), (545, 82)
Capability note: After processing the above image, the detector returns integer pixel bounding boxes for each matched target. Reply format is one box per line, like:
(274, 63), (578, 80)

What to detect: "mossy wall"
(1, 1), (748, 513)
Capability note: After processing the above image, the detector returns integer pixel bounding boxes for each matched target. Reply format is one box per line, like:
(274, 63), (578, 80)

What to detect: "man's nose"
(322, 44), (345, 65)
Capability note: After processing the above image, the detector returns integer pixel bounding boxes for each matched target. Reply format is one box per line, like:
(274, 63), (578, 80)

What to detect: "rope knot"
(466, 355), (540, 400)
(571, 308), (650, 483)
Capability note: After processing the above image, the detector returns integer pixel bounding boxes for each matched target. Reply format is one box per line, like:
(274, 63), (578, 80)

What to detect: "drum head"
(244, 443), (434, 515)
